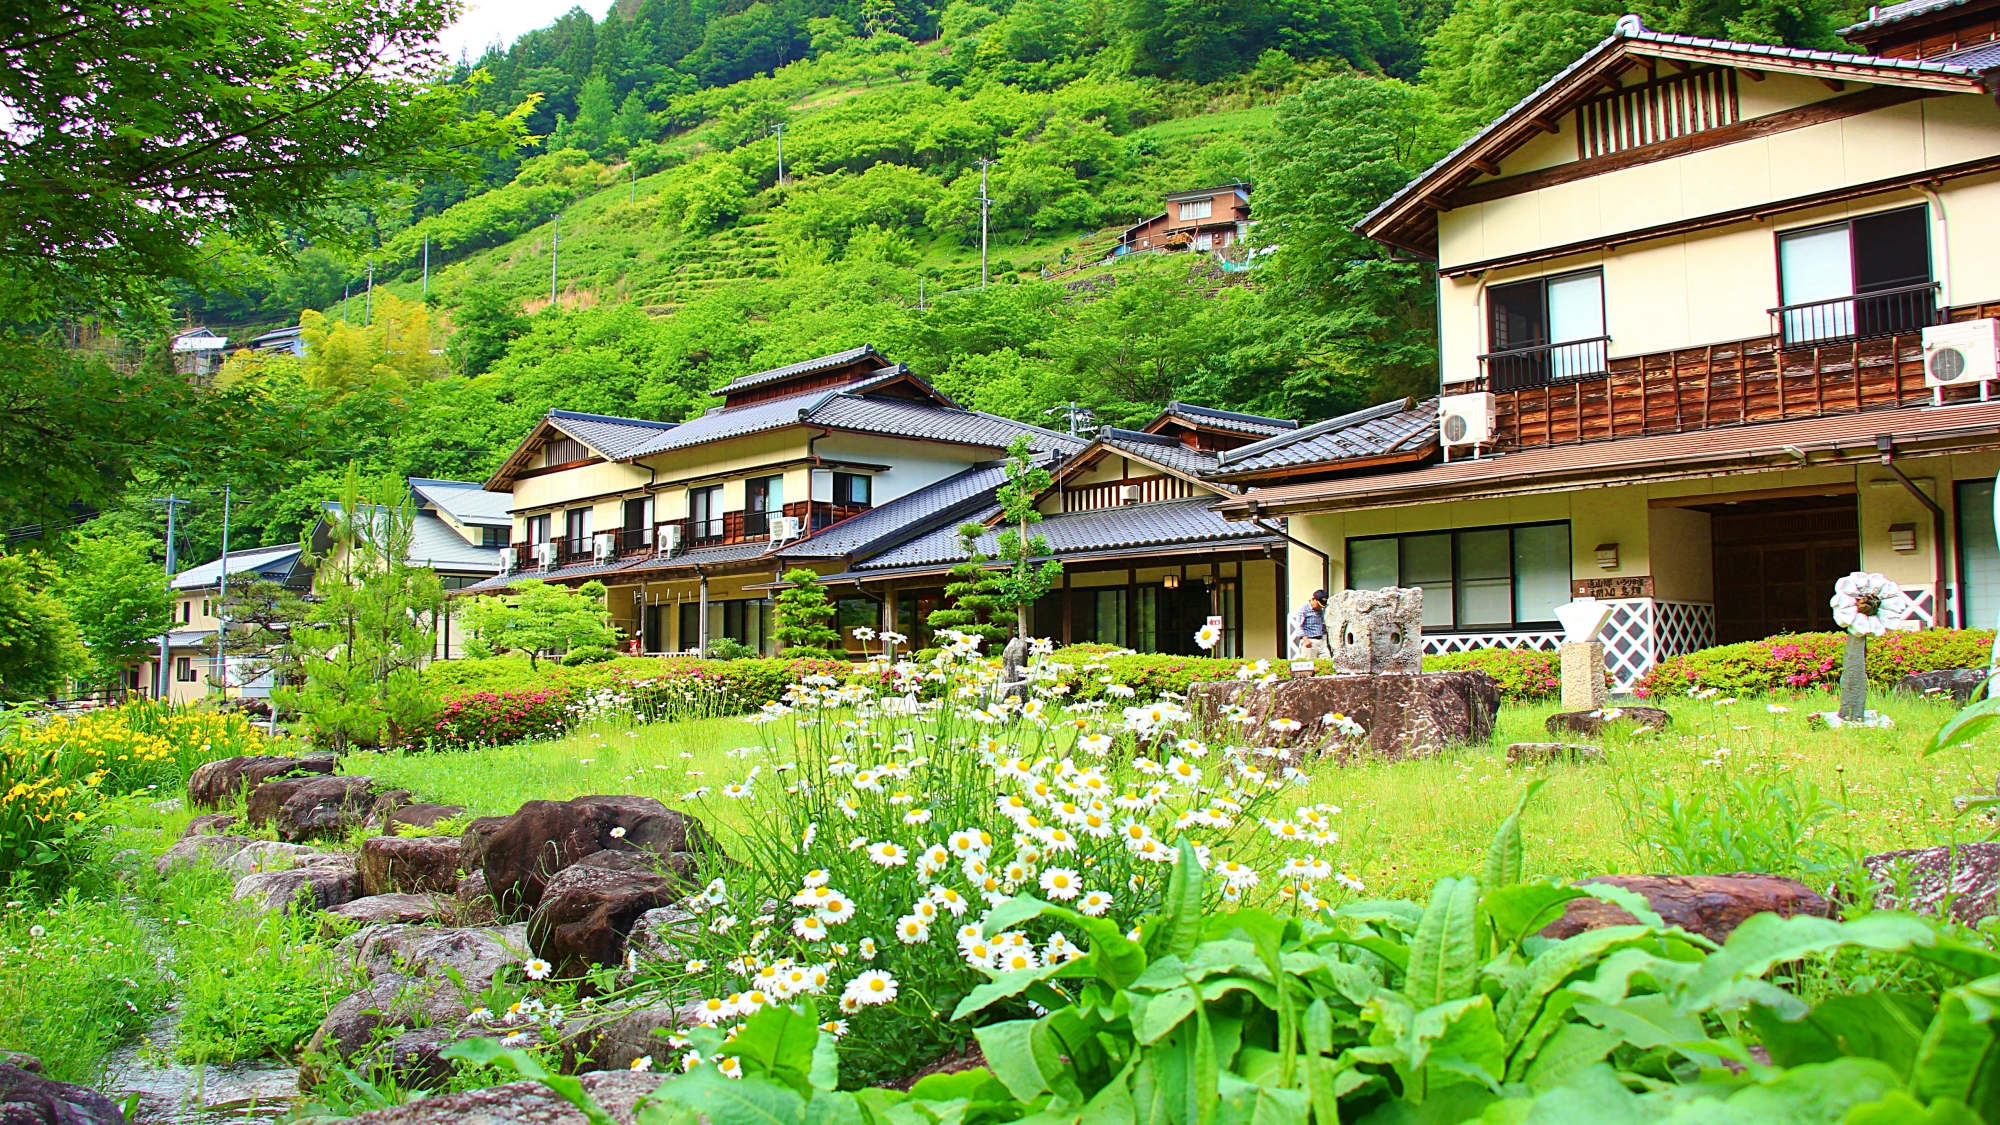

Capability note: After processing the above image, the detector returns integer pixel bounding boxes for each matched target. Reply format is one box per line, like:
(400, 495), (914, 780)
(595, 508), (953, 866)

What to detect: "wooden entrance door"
(1704, 495), (1858, 644)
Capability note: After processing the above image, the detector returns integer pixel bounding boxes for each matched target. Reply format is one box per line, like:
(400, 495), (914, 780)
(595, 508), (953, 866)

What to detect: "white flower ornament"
(1830, 571), (1914, 636)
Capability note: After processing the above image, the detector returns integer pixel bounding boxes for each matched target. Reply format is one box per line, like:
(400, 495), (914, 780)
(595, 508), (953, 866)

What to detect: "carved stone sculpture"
(1327, 587), (1424, 675)
(996, 635), (1031, 701)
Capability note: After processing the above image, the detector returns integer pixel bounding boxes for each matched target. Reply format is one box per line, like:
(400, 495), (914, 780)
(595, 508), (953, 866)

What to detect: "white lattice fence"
(1423, 599), (1714, 692)
(1422, 631), (1562, 656)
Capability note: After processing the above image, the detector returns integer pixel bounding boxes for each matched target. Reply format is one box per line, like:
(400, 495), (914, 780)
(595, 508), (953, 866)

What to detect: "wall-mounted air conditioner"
(498, 548), (514, 576)
(769, 515), (802, 543)
(1923, 318), (1999, 404)
(535, 541), (557, 570)
(592, 533), (615, 563)
(657, 523), (683, 556)
(1438, 391), (1497, 461)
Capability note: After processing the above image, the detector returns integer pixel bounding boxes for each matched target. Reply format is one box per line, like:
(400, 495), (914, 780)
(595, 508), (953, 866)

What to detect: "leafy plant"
(1642, 629), (1997, 698)
(772, 569), (843, 660)
(1618, 771), (1847, 880)
(461, 578), (618, 670)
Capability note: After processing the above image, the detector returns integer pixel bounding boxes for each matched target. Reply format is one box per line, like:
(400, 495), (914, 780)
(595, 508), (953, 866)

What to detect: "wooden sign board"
(1571, 575), (1653, 599)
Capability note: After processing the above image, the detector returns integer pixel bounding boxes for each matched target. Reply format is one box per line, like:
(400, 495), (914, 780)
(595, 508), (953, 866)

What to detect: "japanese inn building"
(464, 1), (2000, 686)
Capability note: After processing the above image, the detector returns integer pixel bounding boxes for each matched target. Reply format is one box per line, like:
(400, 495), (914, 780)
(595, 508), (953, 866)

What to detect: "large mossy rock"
(479, 795), (712, 918)
(246, 775), (378, 842)
(0, 1061), (125, 1125)
(343, 1072), (662, 1125)
(360, 835), (463, 897)
(186, 753), (335, 809)
(526, 852), (680, 979)
(1190, 672), (1500, 758)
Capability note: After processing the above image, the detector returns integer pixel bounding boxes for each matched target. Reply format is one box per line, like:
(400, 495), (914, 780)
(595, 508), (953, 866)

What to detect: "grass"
(0, 886), (170, 1084)
(360, 686), (2000, 903)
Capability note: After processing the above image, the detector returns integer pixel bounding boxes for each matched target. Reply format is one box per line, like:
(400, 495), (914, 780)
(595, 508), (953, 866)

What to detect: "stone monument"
(1553, 598), (1615, 711)
(996, 635), (1031, 702)
(1327, 587), (1423, 675)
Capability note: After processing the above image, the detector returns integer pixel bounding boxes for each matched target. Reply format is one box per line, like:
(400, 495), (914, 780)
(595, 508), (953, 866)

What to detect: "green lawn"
(356, 686), (1998, 902)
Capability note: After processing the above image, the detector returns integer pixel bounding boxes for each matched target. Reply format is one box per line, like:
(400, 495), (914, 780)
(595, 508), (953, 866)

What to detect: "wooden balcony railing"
(1474, 300), (2000, 452)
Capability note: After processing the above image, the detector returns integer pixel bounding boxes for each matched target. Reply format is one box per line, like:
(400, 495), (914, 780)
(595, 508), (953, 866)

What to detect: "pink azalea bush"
(1638, 629), (1994, 697)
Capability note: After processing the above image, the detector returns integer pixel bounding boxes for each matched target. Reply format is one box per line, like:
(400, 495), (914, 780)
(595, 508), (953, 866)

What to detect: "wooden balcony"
(1476, 299), (2000, 451)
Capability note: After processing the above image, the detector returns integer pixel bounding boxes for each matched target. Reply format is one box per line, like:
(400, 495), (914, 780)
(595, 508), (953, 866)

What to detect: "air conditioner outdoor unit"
(592, 533), (615, 563)
(498, 548), (514, 576)
(535, 541), (557, 570)
(1118, 484), (1141, 504)
(657, 523), (683, 556)
(1438, 391), (1497, 461)
(1922, 318), (1999, 403)
(769, 515), (802, 543)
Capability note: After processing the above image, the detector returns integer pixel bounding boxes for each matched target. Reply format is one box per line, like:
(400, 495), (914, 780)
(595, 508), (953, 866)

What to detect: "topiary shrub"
(1638, 629), (1995, 697)
(1422, 648), (1561, 700)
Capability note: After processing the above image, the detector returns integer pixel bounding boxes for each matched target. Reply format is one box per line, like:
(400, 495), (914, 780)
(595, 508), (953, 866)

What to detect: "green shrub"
(704, 637), (757, 660)
(1423, 647), (1561, 700)
(1639, 629), (1995, 697)
(558, 645), (616, 666)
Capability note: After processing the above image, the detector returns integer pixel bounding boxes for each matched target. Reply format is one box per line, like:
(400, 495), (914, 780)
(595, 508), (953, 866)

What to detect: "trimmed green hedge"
(1421, 648), (1561, 701)
(1637, 629), (1995, 698)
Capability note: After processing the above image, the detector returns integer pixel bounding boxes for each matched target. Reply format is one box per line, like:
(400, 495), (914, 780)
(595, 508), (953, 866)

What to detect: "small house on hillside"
(1115, 184), (1253, 255)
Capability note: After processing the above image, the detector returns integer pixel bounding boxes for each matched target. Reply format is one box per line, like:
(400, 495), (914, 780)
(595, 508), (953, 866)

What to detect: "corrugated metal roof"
(781, 463), (1010, 561)
(712, 345), (885, 396)
(409, 478), (512, 526)
(1211, 398), (1435, 475)
(547, 410), (679, 460)
(855, 497), (1270, 571)
(1217, 400), (2000, 515)
(170, 545), (301, 591)
(1158, 402), (1297, 436)
(1095, 429), (1226, 479)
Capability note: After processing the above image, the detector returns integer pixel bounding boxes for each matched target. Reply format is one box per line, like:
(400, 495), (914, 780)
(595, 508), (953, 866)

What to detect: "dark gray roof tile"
(855, 497), (1270, 571)
(713, 345), (885, 396)
(1159, 402), (1297, 436)
(548, 410), (679, 460)
(409, 478), (513, 526)
(1211, 398), (1436, 475)
(780, 463), (1009, 561)
(1095, 429), (1225, 479)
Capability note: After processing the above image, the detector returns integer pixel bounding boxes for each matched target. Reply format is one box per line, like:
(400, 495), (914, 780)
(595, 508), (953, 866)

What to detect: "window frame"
(1180, 198), (1212, 221)
(1773, 204), (1935, 347)
(1956, 477), (1996, 633)
(831, 472), (871, 506)
(1345, 519), (1572, 633)
(688, 485), (725, 541)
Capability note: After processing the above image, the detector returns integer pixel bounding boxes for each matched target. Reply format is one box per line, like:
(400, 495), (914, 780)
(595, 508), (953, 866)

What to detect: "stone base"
(1897, 668), (1994, 704)
(1545, 706), (1671, 737)
(1559, 641), (1608, 712)
(1505, 742), (1603, 764)
(1809, 709), (1896, 730)
(1190, 672), (1500, 760)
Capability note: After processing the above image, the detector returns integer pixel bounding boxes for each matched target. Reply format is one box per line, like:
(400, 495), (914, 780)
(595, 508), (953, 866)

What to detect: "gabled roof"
(169, 544), (302, 591)
(409, 478), (512, 527)
(845, 497), (1279, 577)
(1358, 15), (1994, 258)
(1843, 0), (1968, 33)
(712, 345), (893, 398)
(319, 503), (504, 574)
(1209, 397), (1438, 480)
(1148, 402), (1298, 438)
(778, 462), (1012, 563)
(483, 409), (677, 491)
(1088, 428), (1229, 482)
(1165, 183), (1251, 202)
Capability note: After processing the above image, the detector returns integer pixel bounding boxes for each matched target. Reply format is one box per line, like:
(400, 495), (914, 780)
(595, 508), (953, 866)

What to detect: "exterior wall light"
(1594, 543), (1619, 570)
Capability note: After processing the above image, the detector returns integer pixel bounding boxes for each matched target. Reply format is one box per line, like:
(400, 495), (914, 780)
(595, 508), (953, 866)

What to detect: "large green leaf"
(1748, 992), (1935, 1077)
(1161, 839), (1208, 960)
(1845, 1092), (1985, 1125)
(1572, 884), (1666, 930)
(1483, 780), (1546, 891)
(1406, 995), (1506, 1083)
(1683, 914), (1947, 1013)
(1520, 1022), (1623, 1094)
(1406, 877), (1482, 1008)
(728, 1000), (827, 1096)
(1928, 688), (2000, 756)
(1134, 987), (1200, 1045)
(1486, 1062), (1657, 1125)
(1335, 900), (1427, 934)
(1214, 1071), (1310, 1125)
(1913, 974), (2000, 1119)
(1707, 1056), (1904, 1123)
(1497, 928), (1667, 1051)
(444, 1037), (618, 1125)
(952, 961), (1075, 1021)
(973, 1020), (1059, 1103)
(1484, 884), (1588, 952)
(1574, 994), (1705, 1052)
(644, 1068), (808, 1125)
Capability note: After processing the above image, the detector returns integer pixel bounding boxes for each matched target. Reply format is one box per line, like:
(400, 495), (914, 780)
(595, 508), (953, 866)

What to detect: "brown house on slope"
(1115, 184), (1253, 255)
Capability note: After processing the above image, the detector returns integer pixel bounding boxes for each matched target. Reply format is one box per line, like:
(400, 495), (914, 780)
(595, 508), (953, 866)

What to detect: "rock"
(1538, 873), (1834, 943)
(232, 853), (361, 914)
(182, 813), (239, 838)
(153, 834), (253, 877)
(328, 894), (454, 927)
(1865, 843), (2000, 925)
(624, 904), (699, 976)
(1897, 668), (1993, 704)
(456, 871), (497, 924)
(1505, 742), (1603, 764)
(1545, 706), (1672, 738)
(527, 854), (680, 979)
(564, 1005), (686, 1073)
(337, 923), (530, 992)
(341, 1071), (662, 1125)
(0, 1061), (124, 1125)
(360, 835), (463, 897)
(1189, 672), (1500, 759)
(0, 1055), (38, 1075)
(248, 775), (378, 842)
(186, 754), (336, 809)
(1326, 587), (1424, 675)
(481, 796), (713, 918)
(458, 816), (509, 872)
(377, 1025), (462, 1091)
(302, 974), (469, 1087)
(223, 840), (321, 876)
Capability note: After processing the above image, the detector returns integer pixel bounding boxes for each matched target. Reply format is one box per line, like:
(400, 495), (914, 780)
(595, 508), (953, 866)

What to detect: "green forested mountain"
(154, 0), (1868, 560)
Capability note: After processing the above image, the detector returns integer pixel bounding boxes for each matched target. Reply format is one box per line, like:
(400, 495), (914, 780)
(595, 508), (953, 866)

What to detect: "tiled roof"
(1158, 402), (1297, 437)
(1939, 39), (2000, 65)
(1841, 0), (1970, 34)
(409, 478), (512, 526)
(170, 545), (302, 591)
(1095, 429), (1225, 479)
(780, 462), (1011, 561)
(1210, 398), (1437, 476)
(854, 497), (1273, 572)
(459, 539), (783, 595)
(409, 514), (504, 573)
(159, 629), (218, 648)
(712, 345), (886, 396)
(547, 410), (679, 460)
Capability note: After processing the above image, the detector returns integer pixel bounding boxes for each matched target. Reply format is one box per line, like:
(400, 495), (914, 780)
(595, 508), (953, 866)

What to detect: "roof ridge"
(1099, 426), (1180, 446)
(1164, 401), (1299, 430)
(548, 408), (678, 429)
(1218, 397), (1417, 465)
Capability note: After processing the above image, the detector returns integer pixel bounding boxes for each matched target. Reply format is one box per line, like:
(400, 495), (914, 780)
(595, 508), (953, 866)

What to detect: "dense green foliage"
(774, 569), (846, 659)
(1641, 629), (1998, 697)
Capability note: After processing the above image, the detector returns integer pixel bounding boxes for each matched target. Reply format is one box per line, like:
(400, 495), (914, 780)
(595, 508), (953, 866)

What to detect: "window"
(1483, 270), (1606, 390)
(1071, 588), (1128, 647)
(831, 473), (871, 506)
(175, 656), (197, 683)
(746, 475), (783, 535)
(835, 597), (876, 639)
(180, 600), (192, 624)
(526, 513), (551, 544)
(1959, 479), (1998, 631)
(689, 486), (724, 541)
(895, 588), (944, 650)
(564, 507), (591, 553)
(545, 436), (589, 465)
(678, 598), (774, 656)
(1179, 198), (1212, 220)
(1777, 206), (1934, 345)
(1577, 67), (1738, 159)
(1347, 522), (1571, 631)
(624, 497), (652, 530)
(481, 526), (512, 548)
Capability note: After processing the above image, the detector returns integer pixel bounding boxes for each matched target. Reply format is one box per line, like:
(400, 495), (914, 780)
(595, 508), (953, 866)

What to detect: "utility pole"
(630, 163), (637, 201)
(153, 495), (188, 700)
(213, 486), (230, 698)
(1042, 402), (1095, 438)
(364, 259), (374, 326)
(976, 158), (994, 289)
(551, 212), (561, 306)
(422, 235), (430, 297)
(772, 123), (785, 187)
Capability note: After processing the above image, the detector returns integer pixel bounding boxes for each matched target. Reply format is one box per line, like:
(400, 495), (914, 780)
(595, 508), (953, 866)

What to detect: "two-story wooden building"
(1116, 184), (1254, 255)
(1215, 10), (2000, 688)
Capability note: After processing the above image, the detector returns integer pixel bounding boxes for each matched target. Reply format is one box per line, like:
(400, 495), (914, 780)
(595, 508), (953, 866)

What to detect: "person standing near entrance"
(1289, 589), (1330, 660)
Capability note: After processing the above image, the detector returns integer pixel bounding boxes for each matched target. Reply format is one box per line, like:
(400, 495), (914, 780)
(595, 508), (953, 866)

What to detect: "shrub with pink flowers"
(1638, 628), (1994, 698)
(1421, 648), (1562, 700)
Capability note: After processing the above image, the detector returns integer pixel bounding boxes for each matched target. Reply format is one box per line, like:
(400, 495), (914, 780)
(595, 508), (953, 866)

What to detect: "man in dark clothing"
(1290, 589), (1330, 660)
